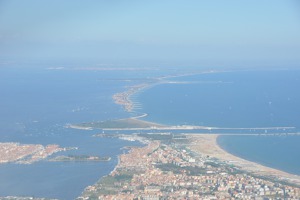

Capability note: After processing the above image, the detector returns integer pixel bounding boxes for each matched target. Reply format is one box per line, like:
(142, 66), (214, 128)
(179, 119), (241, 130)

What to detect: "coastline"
(112, 69), (300, 185)
(77, 69), (300, 198)
(93, 68), (300, 185)
(112, 69), (228, 115)
(185, 134), (300, 186)
(79, 133), (300, 199)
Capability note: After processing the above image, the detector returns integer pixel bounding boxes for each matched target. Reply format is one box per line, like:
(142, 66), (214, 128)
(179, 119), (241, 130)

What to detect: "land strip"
(0, 143), (66, 164)
(68, 117), (296, 133)
(68, 118), (166, 130)
(113, 84), (150, 112)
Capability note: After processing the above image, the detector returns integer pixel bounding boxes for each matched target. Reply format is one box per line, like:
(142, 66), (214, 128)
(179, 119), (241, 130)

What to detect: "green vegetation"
(156, 163), (183, 174)
(173, 135), (187, 139)
(138, 133), (173, 141)
(114, 174), (133, 182)
(172, 138), (189, 144)
(184, 166), (208, 175)
(74, 118), (164, 129)
(205, 161), (220, 168)
(156, 163), (207, 175)
(99, 174), (133, 186)
(224, 166), (245, 175)
(86, 172), (135, 196)
(99, 176), (119, 186)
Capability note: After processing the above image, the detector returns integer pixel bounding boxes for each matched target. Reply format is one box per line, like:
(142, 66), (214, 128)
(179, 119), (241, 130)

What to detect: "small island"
(49, 155), (111, 162)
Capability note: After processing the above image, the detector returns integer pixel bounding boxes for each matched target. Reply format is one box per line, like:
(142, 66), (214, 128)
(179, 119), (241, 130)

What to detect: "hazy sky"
(0, 0), (300, 67)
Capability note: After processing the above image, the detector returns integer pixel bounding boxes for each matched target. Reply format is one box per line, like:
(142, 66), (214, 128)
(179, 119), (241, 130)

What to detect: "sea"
(138, 69), (300, 176)
(0, 65), (155, 200)
(0, 65), (300, 199)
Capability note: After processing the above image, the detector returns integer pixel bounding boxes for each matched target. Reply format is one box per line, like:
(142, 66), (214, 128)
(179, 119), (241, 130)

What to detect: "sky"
(0, 0), (300, 68)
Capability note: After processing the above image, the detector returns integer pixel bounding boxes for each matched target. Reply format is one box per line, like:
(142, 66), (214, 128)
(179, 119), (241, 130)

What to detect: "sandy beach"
(186, 134), (300, 186)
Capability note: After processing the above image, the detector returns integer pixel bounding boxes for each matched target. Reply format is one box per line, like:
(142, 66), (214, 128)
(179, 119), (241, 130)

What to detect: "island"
(49, 155), (111, 162)
(0, 143), (66, 164)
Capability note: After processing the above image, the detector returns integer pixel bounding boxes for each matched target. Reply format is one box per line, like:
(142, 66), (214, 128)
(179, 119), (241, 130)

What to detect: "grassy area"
(205, 161), (220, 168)
(99, 174), (133, 186)
(138, 133), (173, 141)
(156, 163), (183, 174)
(75, 118), (164, 129)
(156, 163), (207, 175)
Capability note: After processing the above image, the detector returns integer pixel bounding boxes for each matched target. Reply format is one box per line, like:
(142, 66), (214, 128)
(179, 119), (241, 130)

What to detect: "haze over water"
(139, 70), (300, 129)
(0, 67), (146, 199)
(0, 66), (300, 198)
(1, 0), (300, 198)
(137, 69), (300, 175)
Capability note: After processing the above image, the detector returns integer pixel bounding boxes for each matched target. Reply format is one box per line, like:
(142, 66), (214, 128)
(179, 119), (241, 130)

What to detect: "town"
(79, 134), (300, 200)
(0, 142), (65, 164)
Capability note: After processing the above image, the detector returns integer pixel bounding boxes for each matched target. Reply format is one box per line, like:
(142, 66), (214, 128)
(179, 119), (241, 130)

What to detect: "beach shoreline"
(79, 132), (300, 199)
(185, 134), (300, 186)
(77, 69), (300, 198)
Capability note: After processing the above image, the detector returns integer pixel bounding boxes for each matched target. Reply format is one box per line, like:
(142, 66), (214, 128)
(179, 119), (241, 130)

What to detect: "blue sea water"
(217, 135), (300, 176)
(139, 70), (300, 128)
(0, 66), (151, 199)
(137, 69), (300, 175)
(1, 66), (300, 199)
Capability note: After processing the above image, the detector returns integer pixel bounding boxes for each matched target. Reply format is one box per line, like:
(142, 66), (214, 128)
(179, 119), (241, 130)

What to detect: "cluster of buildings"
(112, 84), (148, 112)
(0, 142), (64, 164)
(80, 140), (300, 200)
(0, 197), (57, 200)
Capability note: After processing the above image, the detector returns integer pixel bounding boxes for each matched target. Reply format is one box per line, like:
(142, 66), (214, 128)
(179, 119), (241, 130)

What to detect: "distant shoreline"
(69, 68), (300, 181)
(112, 69), (227, 115)
(77, 69), (300, 198)
(111, 69), (300, 183)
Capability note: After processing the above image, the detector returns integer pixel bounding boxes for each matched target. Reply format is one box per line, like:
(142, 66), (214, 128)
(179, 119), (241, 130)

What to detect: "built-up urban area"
(79, 134), (300, 200)
(0, 143), (64, 164)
